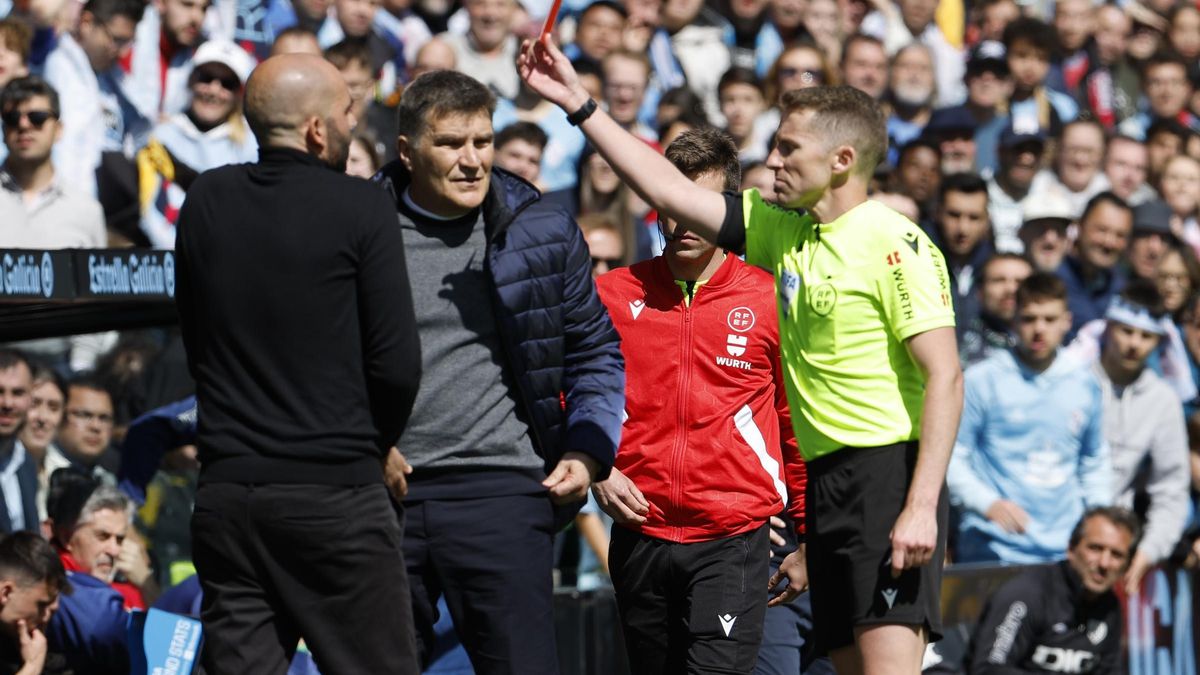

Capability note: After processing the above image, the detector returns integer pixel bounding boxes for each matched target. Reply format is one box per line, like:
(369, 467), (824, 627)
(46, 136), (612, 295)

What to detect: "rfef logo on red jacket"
(728, 307), (755, 332)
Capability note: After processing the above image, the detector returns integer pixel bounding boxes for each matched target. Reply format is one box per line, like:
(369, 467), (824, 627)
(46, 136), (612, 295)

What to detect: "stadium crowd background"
(0, 0), (1198, 668)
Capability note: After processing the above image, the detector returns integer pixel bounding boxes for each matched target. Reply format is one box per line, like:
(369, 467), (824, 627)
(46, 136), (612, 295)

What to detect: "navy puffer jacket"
(375, 162), (625, 484)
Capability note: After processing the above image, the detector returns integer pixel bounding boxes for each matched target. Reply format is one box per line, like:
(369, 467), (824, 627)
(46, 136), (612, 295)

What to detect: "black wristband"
(567, 98), (598, 126)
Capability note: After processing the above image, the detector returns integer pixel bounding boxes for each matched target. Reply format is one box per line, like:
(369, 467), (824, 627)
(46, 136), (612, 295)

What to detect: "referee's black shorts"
(805, 440), (948, 656)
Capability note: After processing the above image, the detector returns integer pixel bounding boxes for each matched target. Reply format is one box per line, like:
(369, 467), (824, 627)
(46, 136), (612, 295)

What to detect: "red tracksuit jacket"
(596, 254), (806, 544)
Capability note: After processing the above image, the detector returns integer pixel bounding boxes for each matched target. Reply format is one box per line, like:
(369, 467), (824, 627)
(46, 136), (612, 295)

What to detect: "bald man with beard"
(174, 54), (422, 674)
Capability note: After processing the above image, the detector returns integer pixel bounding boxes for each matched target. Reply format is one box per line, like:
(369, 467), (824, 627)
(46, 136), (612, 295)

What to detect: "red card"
(541, 0), (565, 39)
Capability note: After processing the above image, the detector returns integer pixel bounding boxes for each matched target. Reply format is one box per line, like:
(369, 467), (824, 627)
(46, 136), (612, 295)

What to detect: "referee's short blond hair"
(779, 86), (888, 178)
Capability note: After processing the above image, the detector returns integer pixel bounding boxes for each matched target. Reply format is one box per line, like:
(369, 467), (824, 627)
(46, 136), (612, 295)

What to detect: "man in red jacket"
(593, 127), (808, 674)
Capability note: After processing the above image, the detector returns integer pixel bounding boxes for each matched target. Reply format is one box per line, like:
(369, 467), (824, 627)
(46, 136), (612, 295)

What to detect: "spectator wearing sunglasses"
(757, 42), (832, 145)
(764, 42), (832, 106)
(0, 77), (112, 374)
(579, 213), (625, 278)
(42, 0), (149, 199)
(0, 76), (106, 249)
(138, 40), (258, 249)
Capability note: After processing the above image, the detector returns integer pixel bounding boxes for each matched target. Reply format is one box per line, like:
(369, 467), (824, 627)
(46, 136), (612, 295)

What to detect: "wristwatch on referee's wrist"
(567, 98), (598, 126)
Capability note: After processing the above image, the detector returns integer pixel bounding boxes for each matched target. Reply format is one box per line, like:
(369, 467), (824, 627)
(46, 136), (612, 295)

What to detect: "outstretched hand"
(517, 36), (589, 112)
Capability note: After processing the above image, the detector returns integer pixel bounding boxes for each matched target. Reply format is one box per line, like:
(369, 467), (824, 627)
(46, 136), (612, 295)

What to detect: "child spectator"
(493, 120), (547, 186)
(346, 127), (382, 178)
(717, 66), (770, 164)
(1003, 17), (1077, 138)
(0, 18), (31, 92)
(1161, 154), (1200, 255)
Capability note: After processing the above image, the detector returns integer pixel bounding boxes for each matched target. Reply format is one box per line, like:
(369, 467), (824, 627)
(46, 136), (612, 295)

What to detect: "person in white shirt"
(443, 0), (520, 100)
(0, 76), (106, 249)
(1028, 119), (1111, 218)
(0, 77), (110, 374)
(122, 0), (210, 119)
(16, 365), (68, 523)
(1083, 282), (1191, 593)
(41, 0), (148, 198)
(986, 126), (1048, 254)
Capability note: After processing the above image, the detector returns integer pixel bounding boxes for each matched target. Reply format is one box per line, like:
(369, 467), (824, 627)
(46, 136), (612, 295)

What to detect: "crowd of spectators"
(0, 0), (1199, 668)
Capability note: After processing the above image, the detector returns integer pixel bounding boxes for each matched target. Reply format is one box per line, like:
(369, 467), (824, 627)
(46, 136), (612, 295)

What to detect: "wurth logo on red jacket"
(596, 255), (807, 544)
(725, 333), (748, 357)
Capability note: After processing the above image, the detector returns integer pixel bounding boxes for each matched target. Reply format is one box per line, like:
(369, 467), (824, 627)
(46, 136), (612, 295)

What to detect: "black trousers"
(191, 482), (419, 675)
(404, 493), (559, 675)
(609, 524), (770, 675)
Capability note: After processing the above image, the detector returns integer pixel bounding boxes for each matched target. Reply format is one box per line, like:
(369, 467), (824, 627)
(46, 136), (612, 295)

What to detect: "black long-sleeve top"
(966, 561), (1122, 675)
(175, 147), (420, 485)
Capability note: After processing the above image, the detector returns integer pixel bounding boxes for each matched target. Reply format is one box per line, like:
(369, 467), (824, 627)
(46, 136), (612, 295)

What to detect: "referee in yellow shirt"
(520, 39), (964, 675)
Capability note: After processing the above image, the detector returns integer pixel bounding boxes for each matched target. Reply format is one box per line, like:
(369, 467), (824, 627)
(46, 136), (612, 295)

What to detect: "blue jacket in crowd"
(948, 349), (1113, 563)
(374, 164), (625, 500)
(1057, 255), (1127, 339)
(47, 572), (130, 674)
(118, 396), (197, 505)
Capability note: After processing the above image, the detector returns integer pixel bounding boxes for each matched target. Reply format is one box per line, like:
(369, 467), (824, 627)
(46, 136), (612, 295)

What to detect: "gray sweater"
(395, 194), (544, 485)
(1093, 360), (1191, 563)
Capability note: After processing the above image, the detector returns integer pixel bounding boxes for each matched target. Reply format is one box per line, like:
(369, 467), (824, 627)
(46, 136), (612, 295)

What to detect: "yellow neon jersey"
(730, 191), (955, 460)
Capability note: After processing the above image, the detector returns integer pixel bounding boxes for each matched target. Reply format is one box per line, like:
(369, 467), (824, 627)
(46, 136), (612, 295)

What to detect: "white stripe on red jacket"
(597, 254), (806, 544)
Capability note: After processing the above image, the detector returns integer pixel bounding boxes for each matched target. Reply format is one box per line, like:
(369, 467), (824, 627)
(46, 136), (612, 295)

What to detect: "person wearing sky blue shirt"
(948, 272), (1113, 564)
